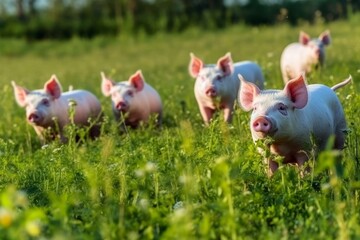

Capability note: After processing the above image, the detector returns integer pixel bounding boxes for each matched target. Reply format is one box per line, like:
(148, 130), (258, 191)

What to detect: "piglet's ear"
(319, 30), (331, 46)
(129, 70), (145, 92)
(44, 75), (62, 99)
(238, 74), (260, 112)
(12, 81), (29, 108)
(299, 31), (310, 45)
(217, 52), (234, 76)
(284, 73), (308, 109)
(189, 53), (203, 78)
(101, 72), (115, 97)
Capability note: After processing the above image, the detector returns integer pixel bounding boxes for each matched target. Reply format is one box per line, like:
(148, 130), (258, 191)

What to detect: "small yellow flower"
(0, 207), (13, 227)
(26, 220), (41, 237)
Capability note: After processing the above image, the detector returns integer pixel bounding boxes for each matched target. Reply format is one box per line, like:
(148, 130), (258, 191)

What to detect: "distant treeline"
(0, 0), (359, 40)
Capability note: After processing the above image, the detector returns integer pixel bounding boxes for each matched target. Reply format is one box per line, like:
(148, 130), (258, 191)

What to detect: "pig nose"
(205, 87), (217, 97)
(315, 49), (320, 57)
(252, 116), (271, 133)
(116, 101), (128, 110)
(28, 113), (40, 123)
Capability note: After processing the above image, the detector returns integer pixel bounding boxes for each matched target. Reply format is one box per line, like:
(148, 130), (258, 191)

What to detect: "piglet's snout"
(315, 49), (321, 59)
(205, 86), (217, 97)
(252, 116), (271, 133)
(28, 113), (41, 124)
(116, 101), (128, 111)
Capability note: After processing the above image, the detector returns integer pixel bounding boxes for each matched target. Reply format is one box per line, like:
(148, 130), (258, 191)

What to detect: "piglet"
(238, 73), (350, 175)
(280, 30), (331, 83)
(12, 75), (102, 143)
(101, 70), (162, 128)
(189, 52), (265, 124)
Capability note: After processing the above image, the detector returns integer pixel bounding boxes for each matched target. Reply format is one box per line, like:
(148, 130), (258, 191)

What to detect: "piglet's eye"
(215, 75), (222, 81)
(279, 104), (286, 110)
(42, 99), (50, 106)
(127, 90), (134, 97)
(278, 103), (287, 115)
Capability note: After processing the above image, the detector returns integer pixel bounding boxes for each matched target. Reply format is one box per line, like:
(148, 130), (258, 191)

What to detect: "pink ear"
(12, 81), (29, 108)
(129, 70), (145, 92)
(238, 74), (260, 111)
(101, 72), (115, 97)
(217, 52), (233, 76)
(284, 74), (308, 109)
(299, 31), (310, 45)
(189, 53), (203, 78)
(44, 75), (62, 99)
(319, 30), (331, 45)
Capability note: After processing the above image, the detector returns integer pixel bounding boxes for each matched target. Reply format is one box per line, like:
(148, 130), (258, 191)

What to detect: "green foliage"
(0, 15), (360, 238)
(0, 0), (354, 40)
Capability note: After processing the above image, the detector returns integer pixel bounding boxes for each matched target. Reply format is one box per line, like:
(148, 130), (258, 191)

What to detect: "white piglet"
(101, 70), (162, 128)
(12, 75), (102, 143)
(238, 74), (350, 175)
(189, 52), (265, 124)
(280, 30), (331, 83)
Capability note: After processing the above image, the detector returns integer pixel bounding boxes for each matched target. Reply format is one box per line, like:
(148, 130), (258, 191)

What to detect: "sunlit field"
(0, 14), (359, 239)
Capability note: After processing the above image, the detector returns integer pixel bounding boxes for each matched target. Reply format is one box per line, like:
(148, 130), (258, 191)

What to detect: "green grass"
(0, 14), (360, 239)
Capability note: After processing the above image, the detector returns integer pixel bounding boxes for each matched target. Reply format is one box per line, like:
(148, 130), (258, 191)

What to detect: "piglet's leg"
(199, 106), (214, 125)
(34, 127), (47, 145)
(223, 105), (234, 123)
(295, 151), (311, 176)
(295, 151), (309, 166)
(268, 159), (279, 177)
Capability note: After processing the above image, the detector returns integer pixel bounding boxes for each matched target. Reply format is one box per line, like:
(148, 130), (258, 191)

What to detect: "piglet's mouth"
(115, 108), (130, 118)
(254, 128), (278, 139)
(116, 108), (128, 114)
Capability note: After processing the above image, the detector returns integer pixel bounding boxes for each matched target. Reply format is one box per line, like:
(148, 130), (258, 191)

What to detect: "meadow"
(0, 14), (360, 239)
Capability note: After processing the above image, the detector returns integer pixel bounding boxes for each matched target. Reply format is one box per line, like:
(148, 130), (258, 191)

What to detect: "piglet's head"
(299, 30), (331, 46)
(189, 52), (234, 78)
(12, 75), (62, 108)
(101, 70), (145, 112)
(190, 53), (234, 98)
(239, 74), (308, 140)
(299, 30), (331, 65)
(101, 70), (144, 96)
(239, 74), (308, 112)
(12, 75), (63, 126)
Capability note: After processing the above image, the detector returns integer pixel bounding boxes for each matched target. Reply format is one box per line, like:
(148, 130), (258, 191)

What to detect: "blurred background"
(0, 0), (359, 40)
